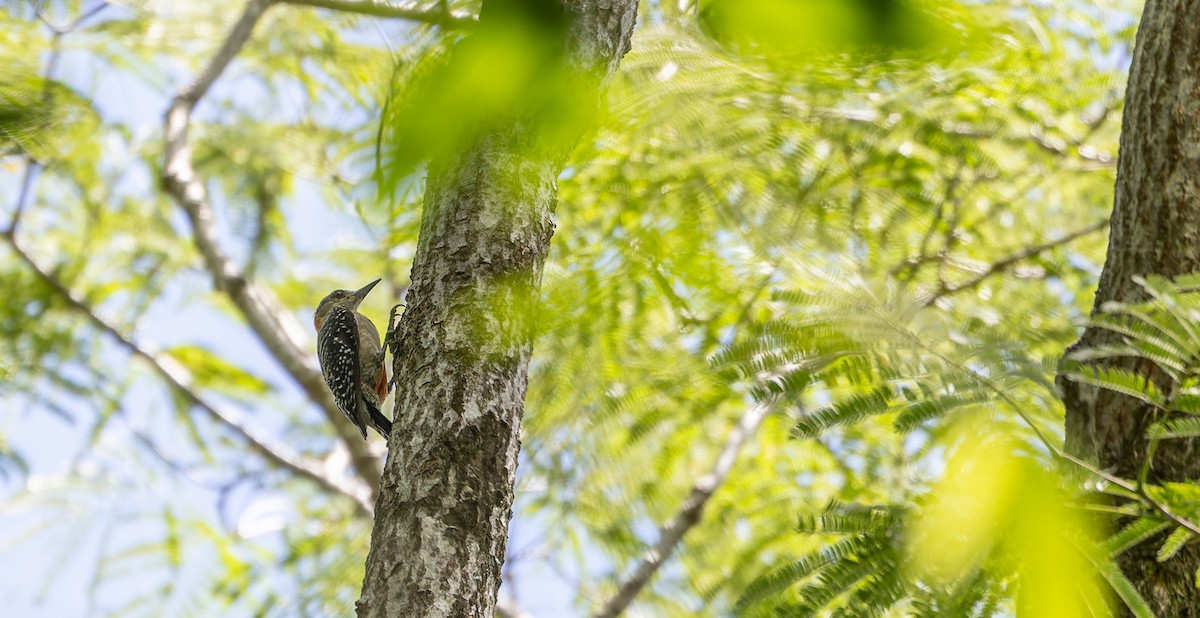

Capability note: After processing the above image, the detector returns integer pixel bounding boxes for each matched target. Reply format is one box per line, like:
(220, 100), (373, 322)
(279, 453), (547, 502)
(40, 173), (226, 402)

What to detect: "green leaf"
(793, 385), (893, 438)
(892, 390), (989, 433)
(1145, 483), (1200, 522)
(1070, 342), (1184, 378)
(1147, 417), (1200, 441)
(1157, 526), (1194, 562)
(796, 504), (898, 535)
(734, 536), (871, 612)
(1170, 394), (1200, 415)
(1138, 276), (1200, 348)
(1090, 554), (1156, 618)
(699, 0), (965, 58)
(788, 540), (889, 616)
(1063, 365), (1165, 409)
(1104, 517), (1170, 556)
(166, 345), (271, 397)
(1088, 312), (1192, 368)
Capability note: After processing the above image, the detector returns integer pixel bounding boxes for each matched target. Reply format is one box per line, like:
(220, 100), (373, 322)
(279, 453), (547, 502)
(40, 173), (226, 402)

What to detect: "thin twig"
(1, 233), (374, 517)
(892, 173), (1039, 280)
(169, 0), (273, 111)
(1141, 491), (1200, 537)
(6, 0), (89, 236)
(118, 414), (230, 493)
(4, 1), (357, 513)
(9, 159), (39, 236)
(35, 0), (109, 33)
(922, 218), (1110, 306)
(591, 396), (778, 618)
(161, 0), (384, 493)
(915, 163), (963, 276)
(280, 0), (476, 27)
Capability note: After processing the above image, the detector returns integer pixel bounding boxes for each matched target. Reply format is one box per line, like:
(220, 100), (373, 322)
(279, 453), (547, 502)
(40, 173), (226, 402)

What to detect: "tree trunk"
(356, 2), (639, 616)
(1060, 0), (1200, 614)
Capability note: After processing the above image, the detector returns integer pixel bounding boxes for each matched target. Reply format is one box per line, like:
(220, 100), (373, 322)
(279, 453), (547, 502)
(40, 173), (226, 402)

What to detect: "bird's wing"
(317, 306), (368, 440)
(353, 312), (390, 403)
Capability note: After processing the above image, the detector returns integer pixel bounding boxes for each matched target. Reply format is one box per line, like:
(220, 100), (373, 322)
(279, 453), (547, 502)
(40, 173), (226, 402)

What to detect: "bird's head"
(314, 278), (381, 331)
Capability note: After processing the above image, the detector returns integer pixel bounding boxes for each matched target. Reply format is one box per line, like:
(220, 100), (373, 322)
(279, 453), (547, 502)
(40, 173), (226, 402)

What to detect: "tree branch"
(9, 152), (39, 237)
(280, 0), (476, 27)
(4, 3), (371, 510)
(591, 397), (778, 618)
(7, 0), (90, 237)
(161, 0), (384, 494)
(922, 218), (1110, 306)
(1, 231), (374, 517)
(35, 0), (109, 35)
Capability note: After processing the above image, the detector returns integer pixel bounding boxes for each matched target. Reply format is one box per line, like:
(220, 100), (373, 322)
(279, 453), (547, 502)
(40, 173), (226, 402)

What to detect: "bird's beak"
(352, 278), (382, 308)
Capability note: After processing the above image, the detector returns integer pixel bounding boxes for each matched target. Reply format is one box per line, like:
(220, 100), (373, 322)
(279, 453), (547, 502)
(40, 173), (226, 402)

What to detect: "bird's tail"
(365, 399), (393, 441)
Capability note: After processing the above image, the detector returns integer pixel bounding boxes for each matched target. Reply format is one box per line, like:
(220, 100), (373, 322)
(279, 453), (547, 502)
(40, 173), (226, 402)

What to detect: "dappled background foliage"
(0, 0), (1168, 616)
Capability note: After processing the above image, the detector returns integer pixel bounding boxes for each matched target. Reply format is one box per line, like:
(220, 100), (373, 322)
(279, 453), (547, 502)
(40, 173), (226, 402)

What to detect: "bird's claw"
(385, 303), (405, 355)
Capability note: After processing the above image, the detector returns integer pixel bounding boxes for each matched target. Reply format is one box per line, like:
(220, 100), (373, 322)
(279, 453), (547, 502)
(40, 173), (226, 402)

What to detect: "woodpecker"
(314, 278), (393, 441)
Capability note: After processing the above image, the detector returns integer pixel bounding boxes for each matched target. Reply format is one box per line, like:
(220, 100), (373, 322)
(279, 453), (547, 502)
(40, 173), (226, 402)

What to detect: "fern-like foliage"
(739, 494), (1161, 617)
(709, 272), (1058, 445)
(734, 501), (1023, 617)
(719, 272), (1200, 615)
(734, 503), (908, 616)
(1055, 275), (1200, 610)
(1064, 275), (1200, 421)
(1063, 277), (1200, 483)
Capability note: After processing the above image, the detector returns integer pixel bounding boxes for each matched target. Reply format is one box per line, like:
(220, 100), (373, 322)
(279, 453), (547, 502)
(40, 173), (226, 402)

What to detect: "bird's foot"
(385, 303), (405, 356)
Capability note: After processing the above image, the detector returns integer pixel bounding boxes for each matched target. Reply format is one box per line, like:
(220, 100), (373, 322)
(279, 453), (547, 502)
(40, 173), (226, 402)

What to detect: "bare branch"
(280, 0), (476, 27)
(1028, 124), (1116, 165)
(11, 4), (336, 509)
(922, 218), (1110, 306)
(8, 157), (40, 236)
(591, 397), (778, 618)
(1, 232), (374, 517)
(161, 0), (384, 493)
(36, 0), (109, 34)
(6, 0), (91, 236)
(170, 0), (273, 111)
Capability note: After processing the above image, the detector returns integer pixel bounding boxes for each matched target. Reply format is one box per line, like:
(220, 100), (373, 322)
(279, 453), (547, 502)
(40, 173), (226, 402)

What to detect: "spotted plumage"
(314, 279), (393, 441)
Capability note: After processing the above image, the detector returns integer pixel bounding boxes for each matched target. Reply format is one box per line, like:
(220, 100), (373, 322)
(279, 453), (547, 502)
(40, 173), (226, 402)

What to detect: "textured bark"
(1059, 0), (1200, 614)
(356, 2), (639, 616)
